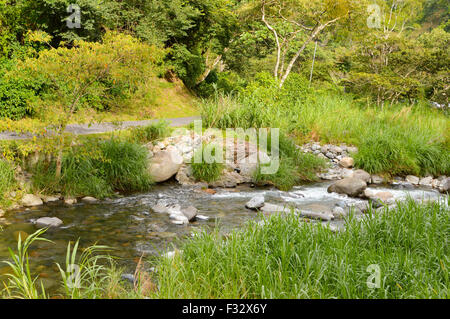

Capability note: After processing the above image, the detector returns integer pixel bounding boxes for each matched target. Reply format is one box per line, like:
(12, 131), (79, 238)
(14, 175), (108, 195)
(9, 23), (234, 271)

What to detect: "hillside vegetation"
(0, 0), (449, 201)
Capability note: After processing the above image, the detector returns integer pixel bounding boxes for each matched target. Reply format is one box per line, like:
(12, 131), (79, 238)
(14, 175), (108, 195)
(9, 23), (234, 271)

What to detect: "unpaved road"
(0, 116), (201, 140)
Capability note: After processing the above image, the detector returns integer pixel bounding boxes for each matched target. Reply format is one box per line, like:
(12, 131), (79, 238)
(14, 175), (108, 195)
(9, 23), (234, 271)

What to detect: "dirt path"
(0, 116), (201, 140)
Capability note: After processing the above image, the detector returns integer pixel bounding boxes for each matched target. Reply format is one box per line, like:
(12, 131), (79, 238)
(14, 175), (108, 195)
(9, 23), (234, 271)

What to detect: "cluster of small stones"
(146, 133), (204, 164)
(300, 142), (358, 161)
(151, 198), (209, 225)
(1, 191), (100, 226)
(398, 175), (449, 193)
(300, 142), (358, 180)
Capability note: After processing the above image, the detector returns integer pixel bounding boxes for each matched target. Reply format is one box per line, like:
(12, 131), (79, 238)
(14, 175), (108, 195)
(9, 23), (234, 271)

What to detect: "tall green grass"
(0, 159), (15, 205)
(31, 138), (153, 198)
(254, 133), (327, 190)
(1, 229), (51, 299)
(200, 86), (449, 177)
(129, 120), (171, 144)
(1, 228), (124, 299)
(152, 200), (449, 298)
(56, 239), (113, 299)
(191, 144), (224, 183)
(97, 139), (153, 192)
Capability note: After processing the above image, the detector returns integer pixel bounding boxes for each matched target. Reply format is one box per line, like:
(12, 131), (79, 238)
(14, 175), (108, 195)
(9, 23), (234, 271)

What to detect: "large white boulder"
(327, 177), (367, 197)
(181, 206), (198, 221)
(339, 157), (354, 168)
(245, 196), (265, 210)
(20, 194), (43, 207)
(406, 175), (420, 185)
(35, 217), (63, 228)
(148, 146), (183, 182)
(419, 176), (433, 187)
(440, 177), (449, 193)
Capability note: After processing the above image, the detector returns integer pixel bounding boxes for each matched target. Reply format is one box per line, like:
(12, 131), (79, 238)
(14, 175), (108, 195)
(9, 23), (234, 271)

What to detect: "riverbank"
(1, 123), (449, 213)
(201, 92), (449, 178)
(152, 199), (449, 299)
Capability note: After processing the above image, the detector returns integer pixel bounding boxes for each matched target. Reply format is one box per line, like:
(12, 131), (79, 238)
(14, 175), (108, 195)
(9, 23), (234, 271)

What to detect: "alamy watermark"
(66, 4), (81, 29)
(366, 264), (381, 289)
(66, 264), (81, 288)
(367, 4), (382, 29)
(171, 120), (280, 175)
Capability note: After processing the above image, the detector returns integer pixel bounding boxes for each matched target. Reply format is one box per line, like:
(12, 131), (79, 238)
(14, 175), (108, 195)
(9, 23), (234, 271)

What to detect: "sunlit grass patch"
(152, 200), (449, 299)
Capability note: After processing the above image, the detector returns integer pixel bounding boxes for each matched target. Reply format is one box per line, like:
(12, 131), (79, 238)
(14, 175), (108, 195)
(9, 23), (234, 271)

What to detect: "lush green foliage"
(0, 0), (448, 103)
(0, 159), (15, 205)
(30, 138), (153, 198)
(200, 75), (449, 177)
(254, 132), (327, 190)
(25, 32), (165, 121)
(340, 27), (450, 105)
(0, 75), (43, 120)
(129, 121), (171, 144)
(152, 200), (449, 298)
(0, 32), (167, 121)
(191, 144), (224, 183)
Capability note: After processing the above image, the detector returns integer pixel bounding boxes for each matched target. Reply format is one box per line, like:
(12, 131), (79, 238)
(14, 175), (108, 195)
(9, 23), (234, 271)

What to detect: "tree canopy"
(0, 0), (448, 111)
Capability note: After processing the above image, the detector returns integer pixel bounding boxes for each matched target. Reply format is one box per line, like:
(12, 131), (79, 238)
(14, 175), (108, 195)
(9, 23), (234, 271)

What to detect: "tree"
(17, 32), (167, 178)
(338, 0), (436, 106)
(256, 0), (353, 87)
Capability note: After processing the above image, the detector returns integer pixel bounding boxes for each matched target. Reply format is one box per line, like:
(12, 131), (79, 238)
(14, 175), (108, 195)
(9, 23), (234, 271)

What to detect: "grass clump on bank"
(0, 159), (15, 205)
(200, 82), (449, 177)
(152, 200), (449, 298)
(30, 138), (153, 199)
(129, 120), (171, 144)
(98, 139), (153, 192)
(254, 132), (327, 190)
(353, 130), (449, 176)
(191, 143), (224, 183)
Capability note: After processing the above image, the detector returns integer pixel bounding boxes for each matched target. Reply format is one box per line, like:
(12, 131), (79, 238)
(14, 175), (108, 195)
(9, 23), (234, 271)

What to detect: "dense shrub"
(0, 159), (15, 204)
(195, 71), (247, 98)
(0, 64), (46, 120)
(0, 79), (34, 120)
(31, 138), (153, 198)
(12, 32), (168, 122)
(191, 144), (224, 183)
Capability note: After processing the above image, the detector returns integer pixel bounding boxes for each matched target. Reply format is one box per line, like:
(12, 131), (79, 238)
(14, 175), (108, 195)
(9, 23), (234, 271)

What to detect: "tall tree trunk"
(262, 2), (281, 80)
(278, 17), (343, 88)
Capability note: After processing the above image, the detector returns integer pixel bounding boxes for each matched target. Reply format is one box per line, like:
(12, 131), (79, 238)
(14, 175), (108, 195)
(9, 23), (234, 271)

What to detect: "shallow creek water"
(0, 181), (445, 291)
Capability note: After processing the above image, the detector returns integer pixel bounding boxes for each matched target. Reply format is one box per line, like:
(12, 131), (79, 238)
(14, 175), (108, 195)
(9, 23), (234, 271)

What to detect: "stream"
(0, 181), (445, 292)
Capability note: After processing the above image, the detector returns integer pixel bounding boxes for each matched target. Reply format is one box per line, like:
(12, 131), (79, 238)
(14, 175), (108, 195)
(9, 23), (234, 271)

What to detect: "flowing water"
(0, 181), (445, 291)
